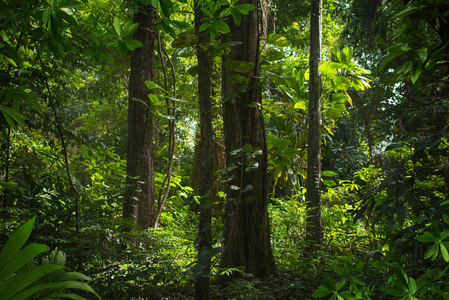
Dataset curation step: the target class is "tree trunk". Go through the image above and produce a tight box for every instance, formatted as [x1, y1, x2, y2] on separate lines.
[123, 3, 156, 229]
[194, 2, 214, 298]
[220, 0, 275, 279]
[306, 0, 323, 246]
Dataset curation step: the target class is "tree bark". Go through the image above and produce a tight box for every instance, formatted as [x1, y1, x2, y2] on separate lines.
[220, 0, 275, 279]
[194, 2, 214, 298]
[123, 3, 156, 229]
[306, 0, 323, 246]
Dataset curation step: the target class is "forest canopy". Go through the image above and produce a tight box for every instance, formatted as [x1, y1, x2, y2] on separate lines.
[1, 0, 449, 299]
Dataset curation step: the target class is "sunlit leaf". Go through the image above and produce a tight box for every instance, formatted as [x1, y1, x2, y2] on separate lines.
[323, 170, 337, 177]
[294, 101, 307, 110]
[319, 63, 336, 76]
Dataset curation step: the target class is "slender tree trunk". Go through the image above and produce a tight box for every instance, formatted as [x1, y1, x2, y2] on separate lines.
[194, 2, 214, 298]
[306, 0, 323, 246]
[221, 0, 275, 279]
[123, 3, 156, 229]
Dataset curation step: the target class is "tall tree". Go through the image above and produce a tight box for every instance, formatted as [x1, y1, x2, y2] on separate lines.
[123, 2, 156, 229]
[306, 0, 323, 246]
[194, 1, 214, 298]
[220, 0, 275, 278]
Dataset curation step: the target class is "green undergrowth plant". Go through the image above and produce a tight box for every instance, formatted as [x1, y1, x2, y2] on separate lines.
[313, 213, 449, 299]
[86, 218, 196, 299]
[312, 256, 375, 300]
[0, 216, 99, 300]
[269, 195, 307, 270]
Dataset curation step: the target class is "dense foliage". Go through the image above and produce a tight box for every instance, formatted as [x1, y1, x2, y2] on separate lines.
[1, 0, 448, 299]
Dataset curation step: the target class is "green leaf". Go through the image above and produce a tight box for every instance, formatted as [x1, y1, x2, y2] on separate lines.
[244, 162, 259, 172]
[412, 48, 427, 64]
[0, 243, 50, 284]
[323, 170, 337, 177]
[159, 0, 174, 18]
[410, 62, 422, 84]
[333, 265, 346, 275]
[323, 179, 337, 187]
[342, 46, 353, 64]
[148, 94, 161, 106]
[293, 101, 307, 110]
[385, 143, 408, 151]
[355, 261, 364, 273]
[168, 19, 192, 30]
[58, 0, 83, 8]
[379, 52, 403, 71]
[11, 280, 99, 300]
[122, 22, 139, 37]
[200, 7, 213, 18]
[241, 184, 253, 193]
[265, 49, 284, 61]
[443, 214, 449, 226]
[319, 63, 337, 76]
[118, 41, 128, 58]
[0, 217, 36, 269]
[123, 39, 143, 50]
[55, 10, 77, 26]
[332, 93, 348, 103]
[440, 244, 449, 262]
[210, 21, 218, 39]
[416, 232, 437, 243]
[312, 286, 333, 298]
[372, 261, 389, 269]
[145, 81, 162, 90]
[353, 277, 366, 286]
[324, 274, 335, 290]
[223, 59, 254, 73]
[45, 293, 88, 300]
[424, 244, 438, 260]
[199, 21, 210, 32]
[113, 17, 121, 36]
[216, 20, 230, 33]
[408, 277, 417, 295]
[0, 106, 24, 129]
[234, 3, 255, 14]
[231, 9, 241, 26]
[324, 104, 345, 119]
[43, 7, 52, 24]
[0, 264, 63, 299]
[380, 286, 407, 297]
[265, 34, 290, 47]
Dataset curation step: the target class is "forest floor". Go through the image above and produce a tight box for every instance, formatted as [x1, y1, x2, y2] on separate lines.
[151, 269, 390, 299]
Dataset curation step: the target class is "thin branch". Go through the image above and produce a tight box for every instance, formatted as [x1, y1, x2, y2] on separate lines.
[153, 31, 177, 228]
[35, 43, 80, 231]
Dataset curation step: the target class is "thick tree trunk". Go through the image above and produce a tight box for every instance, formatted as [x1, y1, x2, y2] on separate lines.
[123, 4, 156, 229]
[220, 0, 275, 279]
[194, 2, 214, 298]
[306, 0, 323, 246]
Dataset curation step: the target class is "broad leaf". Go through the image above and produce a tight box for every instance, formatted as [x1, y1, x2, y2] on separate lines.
[0, 217, 36, 269]
[224, 59, 254, 73]
[380, 287, 407, 297]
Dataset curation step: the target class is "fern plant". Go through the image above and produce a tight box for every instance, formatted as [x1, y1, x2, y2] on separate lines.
[0, 216, 100, 300]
